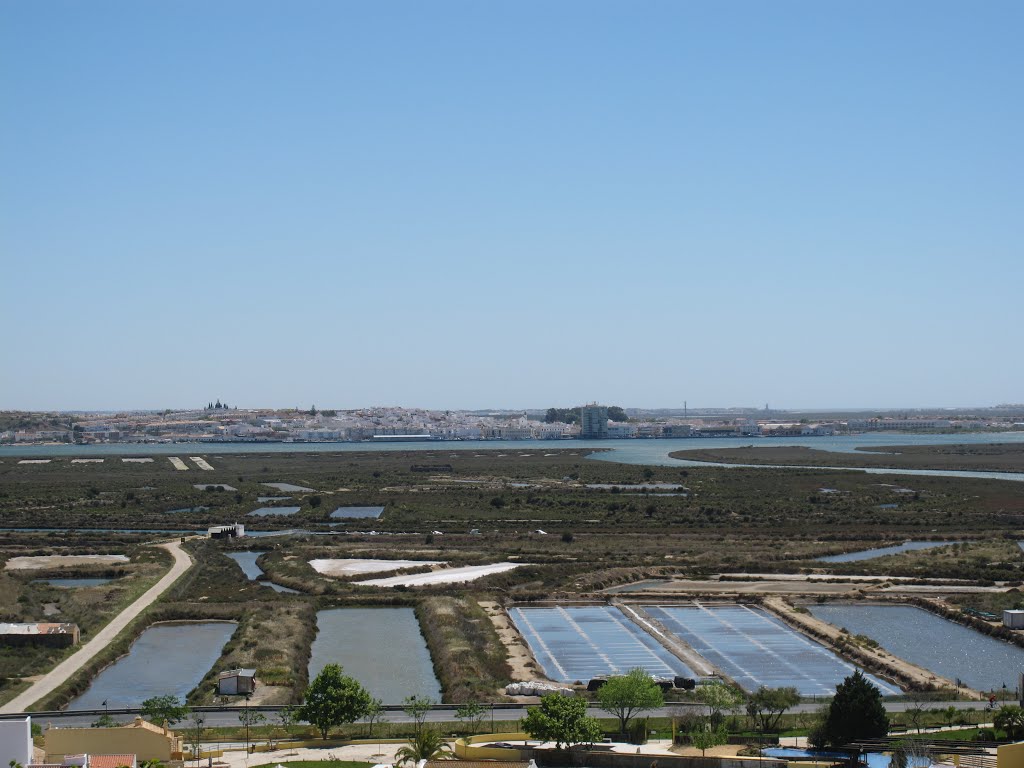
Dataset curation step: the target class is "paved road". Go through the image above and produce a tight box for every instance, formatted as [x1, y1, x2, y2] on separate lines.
[0, 539, 194, 714]
[8, 700, 1005, 729]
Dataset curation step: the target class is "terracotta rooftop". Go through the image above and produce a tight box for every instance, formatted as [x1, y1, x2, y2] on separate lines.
[88, 755, 136, 768]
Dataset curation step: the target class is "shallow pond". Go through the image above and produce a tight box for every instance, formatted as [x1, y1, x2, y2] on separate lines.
[33, 577, 113, 588]
[248, 506, 301, 517]
[225, 552, 299, 593]
[309, 608, 441, 703]
[817, 540, 958, 563]
[69, 622, 236, 709]
[807, 604, 1024, 691]
[330, 506, 385, 519]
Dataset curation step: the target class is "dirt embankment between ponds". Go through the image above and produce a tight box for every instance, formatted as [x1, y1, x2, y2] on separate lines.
[760, 596, 982, 699]
[479, 600, 553, 686]
[669, 443, 1024, 473]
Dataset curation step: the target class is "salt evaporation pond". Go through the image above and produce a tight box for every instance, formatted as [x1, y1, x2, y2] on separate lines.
[248, 506, 302, 517]
[309, 608, 440, 703]
[34, 577, 113, 588]
[808, 604, 1024, 691]
[70, 622, 236, 709]
[226, 552, 299, 593]
[330, 506, 385, 519]
[818, 541, 958, 563]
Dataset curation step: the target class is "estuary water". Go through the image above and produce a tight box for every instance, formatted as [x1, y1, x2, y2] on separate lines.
[308, 608, 441, 703]
[69, 621, 236, 709]
[3, 432, 1024, 481]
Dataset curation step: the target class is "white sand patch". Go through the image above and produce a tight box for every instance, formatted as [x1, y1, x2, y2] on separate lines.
[168, 457, 189, 470]
[189, 456, 214, 470]
[310, 558, 444, 577]
[71, 459, 105, 463]
[5, 554, 130, 570]
[122, 458, 153, 463]
[18, 459, 51, 464]
[357, 561, 524, 587]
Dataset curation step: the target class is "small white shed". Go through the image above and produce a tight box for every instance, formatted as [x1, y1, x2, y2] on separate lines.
[217, 668, 257, 695]
[1004, 610, 1024, 629]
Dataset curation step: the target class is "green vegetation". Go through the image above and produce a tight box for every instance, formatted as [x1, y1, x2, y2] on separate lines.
[395, 729, 454, 765]
[521, 693, 602, 749]
[140, 694, 189, 726]
[298, 663, 372, 740]
[745, 686, 801, 733]
[544, 406, 628, 423]
[813, 670, 889, 747]
[597, 668, 664, 737]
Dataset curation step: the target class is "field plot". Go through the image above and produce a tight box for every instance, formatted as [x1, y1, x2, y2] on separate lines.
[509, 605, 693, 683]
[646, 604, 899, 696]
[168, 457, 189, 470]
[189, 456, 214, 470]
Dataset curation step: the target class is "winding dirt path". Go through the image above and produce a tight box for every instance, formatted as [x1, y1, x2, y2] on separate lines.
[0, 539, 194, 714]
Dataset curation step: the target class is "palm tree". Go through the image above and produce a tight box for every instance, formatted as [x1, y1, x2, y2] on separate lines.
[394, 729, 454, 765]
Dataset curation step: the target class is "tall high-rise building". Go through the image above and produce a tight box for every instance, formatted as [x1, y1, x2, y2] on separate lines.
[580, 404, 608, 439]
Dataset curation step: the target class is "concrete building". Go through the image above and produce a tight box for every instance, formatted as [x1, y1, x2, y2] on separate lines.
[44, 717, 183, 762]
[0, 622, 80, 648]
[208, 523, 245, 539]
[580, 405, 608, 439]
[217, 668, 257, 695]
[1004, 610, 1024, 629]
[606, 422, 638, 439]
[0, 716, 32, 767]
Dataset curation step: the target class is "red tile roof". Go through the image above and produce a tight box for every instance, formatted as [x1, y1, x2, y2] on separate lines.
[88, 756, 136, 768]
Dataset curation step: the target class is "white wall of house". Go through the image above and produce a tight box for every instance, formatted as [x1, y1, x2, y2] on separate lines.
[0, 716, 32, 766]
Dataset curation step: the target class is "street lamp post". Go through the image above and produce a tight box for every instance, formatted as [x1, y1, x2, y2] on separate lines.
[245, 692, 252, 753]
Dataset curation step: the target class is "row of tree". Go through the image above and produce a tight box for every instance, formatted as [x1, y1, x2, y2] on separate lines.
[544, 406, 629, 424]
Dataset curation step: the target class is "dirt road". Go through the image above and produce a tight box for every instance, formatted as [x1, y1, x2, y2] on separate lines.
[0, 540, 194, 714]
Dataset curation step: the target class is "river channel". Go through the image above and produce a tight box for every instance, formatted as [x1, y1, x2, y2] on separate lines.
[308, 608, 441, 703]
[4, 433, 1024, 482]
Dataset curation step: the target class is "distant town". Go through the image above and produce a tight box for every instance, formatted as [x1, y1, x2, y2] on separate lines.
[3, 402, 1023, 445]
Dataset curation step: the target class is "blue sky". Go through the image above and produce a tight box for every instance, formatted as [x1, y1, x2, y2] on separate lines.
[2, 1, 1021, 411]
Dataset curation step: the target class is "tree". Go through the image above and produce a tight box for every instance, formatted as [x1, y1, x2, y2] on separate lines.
[91, 713, 117, 728]
[364, 697, 385, 737]
[607, 406, 629, 423]
[455, 701, 487, 735]
[695, 682, 744, 727]
[298, 663, 373, 740]
[269, 704, 297, 749]
[819, 670, 889, 747]
[403, 694, 435, 735]
[521, 693, 602, 750]
[995, 705, 1024, 740]
[746, 687, 801, 734]
[688, 723, 728, 756]
[140, 694, 190, 727]
[395, 729, 454, 765]
[239, 707, 265, 748]
[597, 668, 664, 737]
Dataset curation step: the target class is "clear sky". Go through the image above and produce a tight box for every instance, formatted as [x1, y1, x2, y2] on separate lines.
[2, 1, 1021, 412]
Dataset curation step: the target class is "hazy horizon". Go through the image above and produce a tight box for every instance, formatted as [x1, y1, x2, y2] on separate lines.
[2, 2, 1021, 411]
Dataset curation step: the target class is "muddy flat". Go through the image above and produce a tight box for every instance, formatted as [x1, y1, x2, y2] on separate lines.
[5, 554, 130, 570]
